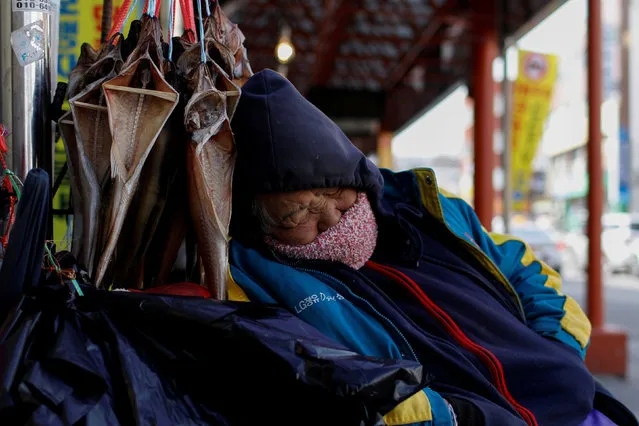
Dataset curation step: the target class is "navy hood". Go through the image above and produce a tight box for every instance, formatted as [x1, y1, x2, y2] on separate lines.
[230, 69, 383, 243]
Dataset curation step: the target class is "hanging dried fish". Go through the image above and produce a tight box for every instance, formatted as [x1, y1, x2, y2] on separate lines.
[69, 38, 124, 100]
[208, 1, 253, 86]
[112, 9, 193, 289]
[96, 16, 179, 288]
[178, 38, 240, 119]
[67, 37, 124, 272]
[67, 43, 98, 100]
[184, 64, 235, 299]
[129, 19, 194, 289]
[178, 2, 258, 299]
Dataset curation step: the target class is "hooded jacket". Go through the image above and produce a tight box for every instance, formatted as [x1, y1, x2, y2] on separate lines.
[230, 68, 383, 246]
[228, 70, 637, 426]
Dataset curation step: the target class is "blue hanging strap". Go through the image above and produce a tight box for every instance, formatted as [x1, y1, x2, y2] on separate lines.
[122, 0, 139, 31]
[168, 0, 176, 61]
[197, 0, 206, 63]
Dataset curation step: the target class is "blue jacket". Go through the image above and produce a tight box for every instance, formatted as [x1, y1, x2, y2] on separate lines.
[227, 70, 636, 426]
[228, 168, 637, 426]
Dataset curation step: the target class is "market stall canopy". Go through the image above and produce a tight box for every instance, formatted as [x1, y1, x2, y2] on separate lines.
[220, 0, 566, 153]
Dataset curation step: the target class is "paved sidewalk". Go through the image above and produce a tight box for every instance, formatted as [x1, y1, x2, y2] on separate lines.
[595, 341, 639, 415]
[562, 274, 639, 416]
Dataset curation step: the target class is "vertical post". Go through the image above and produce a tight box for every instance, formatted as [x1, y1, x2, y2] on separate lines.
[587, 0, 604, 329]
[377, 131, 394, 169]
[619, 0, 631, 212]
[501, 0, 512, 234]
[584, 0, 628, 379]
[0, 1, 13, 172]
[473, 30, 497, 230]
[0, 4, 53, 181]
[630, 0, 639, 213]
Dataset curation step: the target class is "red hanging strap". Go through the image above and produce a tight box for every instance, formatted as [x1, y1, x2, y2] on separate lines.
[0, 124, 11, 194]
[0, 125, 17, 249]
[366, 261, 539, 426]
[107, 0, 135, 41]
[180, 0, 197, 42]
[155, 0, 161, 18]
[2, 196, 17, 248]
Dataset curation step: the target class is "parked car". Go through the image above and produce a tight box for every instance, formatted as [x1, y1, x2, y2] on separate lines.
[563, 213, 639, 274]
[509, 224, 564, 274]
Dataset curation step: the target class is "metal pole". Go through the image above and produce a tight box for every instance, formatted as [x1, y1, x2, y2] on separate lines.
[501, 0, 512, 234]
[0, 4, 54, 182]
[630, 0, 639, 213]
[377, 131, 394, 169]
[587, 0, 604, 329]
[473, 30, 497, 231]
[619, 0, 631, 212]
[0, 2, 13, 172]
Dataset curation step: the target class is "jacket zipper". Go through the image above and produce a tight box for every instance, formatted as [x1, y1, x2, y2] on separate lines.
[417, 168, 526, 318]
[295, 267, 419, 362]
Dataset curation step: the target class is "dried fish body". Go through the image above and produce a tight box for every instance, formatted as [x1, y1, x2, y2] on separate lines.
[184, 65, 235, 299]
[93, 15, 179, 287]
[96, 56, 179, 287]
[65, 37, 125, 275]
[186, 121, 235, 300]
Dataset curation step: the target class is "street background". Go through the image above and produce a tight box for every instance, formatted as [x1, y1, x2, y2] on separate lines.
[563, 265, 639, 414]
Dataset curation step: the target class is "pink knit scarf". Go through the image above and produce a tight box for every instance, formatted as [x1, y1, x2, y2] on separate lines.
[265, 192, 378, 269]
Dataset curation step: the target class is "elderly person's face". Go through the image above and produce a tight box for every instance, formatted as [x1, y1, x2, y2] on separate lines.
[256, 188, 358, 245]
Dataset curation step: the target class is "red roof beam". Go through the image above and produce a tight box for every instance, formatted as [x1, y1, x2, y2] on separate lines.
[310, 0, 363, 87]
[384, 0, 459, 91]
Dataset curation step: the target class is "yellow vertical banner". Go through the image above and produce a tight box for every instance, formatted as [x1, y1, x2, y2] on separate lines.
[510, 50, 558, 212]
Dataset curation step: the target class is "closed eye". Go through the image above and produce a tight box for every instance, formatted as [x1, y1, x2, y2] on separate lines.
[280, 208, 310, 228]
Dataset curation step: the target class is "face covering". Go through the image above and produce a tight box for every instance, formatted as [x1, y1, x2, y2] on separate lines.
[265, 192, 378, 269]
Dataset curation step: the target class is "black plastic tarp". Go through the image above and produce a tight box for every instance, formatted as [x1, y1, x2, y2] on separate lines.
[0, 280, 427, 426]
[0, 168, 49, 323]
[0, 167, 427, 425]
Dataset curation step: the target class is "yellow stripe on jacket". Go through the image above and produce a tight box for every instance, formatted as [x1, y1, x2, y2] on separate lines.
[383, 391, 433, 425]
[228, 268, 250, 302]
[489, 233, 591, 349]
